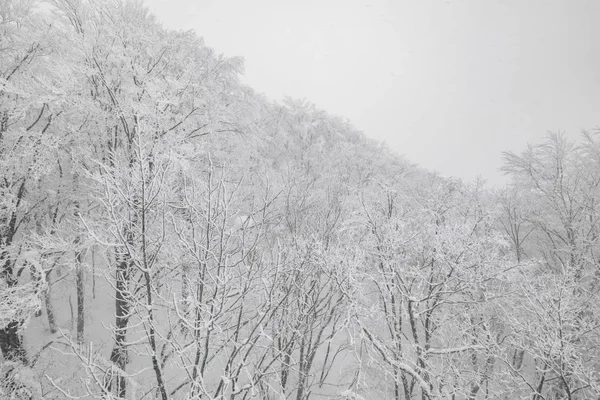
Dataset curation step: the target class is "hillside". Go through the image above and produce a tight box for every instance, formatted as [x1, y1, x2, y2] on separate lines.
[2, 1, 600, 400]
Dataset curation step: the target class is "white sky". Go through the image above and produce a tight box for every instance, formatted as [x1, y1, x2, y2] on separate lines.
[143, 0, 600, 186]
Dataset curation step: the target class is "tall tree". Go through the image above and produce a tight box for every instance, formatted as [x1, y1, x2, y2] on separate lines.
[501, 133, 600, 399]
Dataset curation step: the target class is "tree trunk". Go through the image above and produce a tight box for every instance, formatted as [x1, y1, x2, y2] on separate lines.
[295, 337, 307, 400]
[512, 349, 525, 370]
[44, 271, 57, 334]
[0, 254, 28, 365]
[0, 321, 28, 365]
[181, 263, 190, 319]
[144, 270, 168, 400]
[76, 250, 85, 346]
[108, 250, 132, 399]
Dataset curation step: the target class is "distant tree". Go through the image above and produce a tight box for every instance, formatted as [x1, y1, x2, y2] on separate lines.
[0, 0, 71, 367]
[500, 133, 600, 399]
[352, 175, 518, 399]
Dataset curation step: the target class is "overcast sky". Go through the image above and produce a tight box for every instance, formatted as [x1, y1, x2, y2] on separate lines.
[143, 0, 600, 186]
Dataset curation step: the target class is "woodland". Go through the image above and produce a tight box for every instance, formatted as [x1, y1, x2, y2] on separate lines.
[2, 1, 600, 399]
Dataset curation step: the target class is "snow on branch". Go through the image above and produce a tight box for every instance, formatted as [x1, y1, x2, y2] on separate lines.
[426, 344, 484, 355]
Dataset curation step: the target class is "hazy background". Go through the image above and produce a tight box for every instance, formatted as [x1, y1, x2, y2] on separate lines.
[143, 0, 600, 186]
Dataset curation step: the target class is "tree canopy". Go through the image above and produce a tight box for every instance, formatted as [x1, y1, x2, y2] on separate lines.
[1, 1, 600, 399]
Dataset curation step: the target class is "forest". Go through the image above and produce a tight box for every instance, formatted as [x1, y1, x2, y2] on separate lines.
[1, 1, 600, 399]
